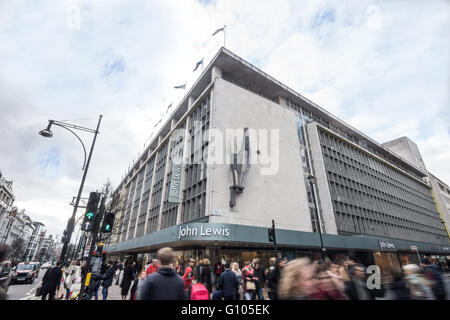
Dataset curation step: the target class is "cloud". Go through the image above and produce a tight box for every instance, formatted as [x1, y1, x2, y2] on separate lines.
[0, 0, 448, 239]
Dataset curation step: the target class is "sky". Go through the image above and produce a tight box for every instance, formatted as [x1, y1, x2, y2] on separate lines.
[0, 0, 449, 239]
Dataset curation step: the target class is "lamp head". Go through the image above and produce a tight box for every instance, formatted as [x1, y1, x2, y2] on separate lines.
[39, 121, 53, 138]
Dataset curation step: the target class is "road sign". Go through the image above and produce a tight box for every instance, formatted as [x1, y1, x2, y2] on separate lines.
[82, 221, 93, 232]
[411, 245, 418, 252]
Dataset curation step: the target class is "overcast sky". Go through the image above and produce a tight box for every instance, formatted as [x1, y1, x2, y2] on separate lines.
[0, 0, 449, 239]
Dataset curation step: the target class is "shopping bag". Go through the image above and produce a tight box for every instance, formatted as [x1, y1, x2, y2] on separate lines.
[35, 286, 42, 297]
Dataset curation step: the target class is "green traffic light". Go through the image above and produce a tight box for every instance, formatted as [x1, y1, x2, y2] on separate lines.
[105, 224, 111, 231]
[86, 211, 94, 220]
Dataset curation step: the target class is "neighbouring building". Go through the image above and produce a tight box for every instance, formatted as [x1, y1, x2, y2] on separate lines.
[25, 221, 45, 262]
[105, 47, 450, 277]
[0, 171, 15, 241]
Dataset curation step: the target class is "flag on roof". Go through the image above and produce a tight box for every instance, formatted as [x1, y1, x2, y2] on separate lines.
[174, 83, 186, 89]
[193, 58, 204, 72]
[212, 27, 224, 36]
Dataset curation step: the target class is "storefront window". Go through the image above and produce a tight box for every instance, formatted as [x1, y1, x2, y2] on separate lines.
[373, 251, 401, 282]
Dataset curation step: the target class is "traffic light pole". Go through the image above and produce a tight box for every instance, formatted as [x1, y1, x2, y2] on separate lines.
[79, 194, 105, 299]
[272, 220, 278, 259]
[59, 115, 102, 264]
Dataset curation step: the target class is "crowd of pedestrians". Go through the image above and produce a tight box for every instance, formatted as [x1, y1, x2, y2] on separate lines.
[34, 247, 448, 301]
[129, 248, 448, 300]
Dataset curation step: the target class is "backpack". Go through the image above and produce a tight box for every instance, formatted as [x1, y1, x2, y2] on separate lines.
[190, 283, 210, 300]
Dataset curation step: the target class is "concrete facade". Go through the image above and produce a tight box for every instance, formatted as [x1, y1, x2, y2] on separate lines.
[106, 47, 449, 258]
[208, 77, 312, 232]
[382, 136, 427, 173]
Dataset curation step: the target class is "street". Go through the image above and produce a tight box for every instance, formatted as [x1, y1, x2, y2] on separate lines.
[7, 272, 44, 300]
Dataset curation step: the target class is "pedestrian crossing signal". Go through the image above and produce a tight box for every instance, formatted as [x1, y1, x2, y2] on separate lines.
[81, 192, 100, 232]
[101, 213, 114, 233]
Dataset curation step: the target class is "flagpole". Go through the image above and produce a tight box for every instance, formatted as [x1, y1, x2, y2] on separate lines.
[224, 25, 226, 48]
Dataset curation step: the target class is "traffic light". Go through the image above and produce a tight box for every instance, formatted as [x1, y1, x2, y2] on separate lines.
[101, 213, 114, 233]
[81, 192, 100, 232]
[268, 219, 276, 243]
[268, 227, 276, 243]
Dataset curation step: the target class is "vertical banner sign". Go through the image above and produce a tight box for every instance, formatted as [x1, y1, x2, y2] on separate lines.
[168, 158, 182, 203]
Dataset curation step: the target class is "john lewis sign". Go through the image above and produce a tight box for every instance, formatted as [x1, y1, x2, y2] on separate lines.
[178, 224, 230, 240]
[379, 240, 396, 250]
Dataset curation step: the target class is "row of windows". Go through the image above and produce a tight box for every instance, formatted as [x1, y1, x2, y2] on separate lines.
[0, 189, 13, 205]
[319, 130, 432, 202]
[135, 158, 156, 238]
[285, 98, 424, 181]
[295, 112, 319, 232]
[146, 142, 169, 234]
[112, 95, 211, 242]
[318, 130, 447, 244]
[335, 211, 444, 244]
[160, 124, 186, 230]
[182, 97, 210, 224]
[323, 152, 440, 222]
[128, 169, 145, 240]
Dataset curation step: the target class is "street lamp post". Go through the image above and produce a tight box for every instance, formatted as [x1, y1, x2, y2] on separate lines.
[39, 115, 103, 263]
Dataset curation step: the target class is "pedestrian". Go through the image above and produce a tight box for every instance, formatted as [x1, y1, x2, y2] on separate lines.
[421, 258, 447, 300]
[267, 258, 286, 300]
[219, 263, 240, 300]
[253, 258, 266, 300]
[81, 261, 88, 280]
[344, 264, 373, 300]
[100, 260, 115, 300]
[41, 260, 63, 300]
[194, 260, 202, 283]
[145, 259, 160, 276]
[313, 270, 347, 300]
[64, 261, 77, 300]
[403, 264, 435, 300]
[120, 261, 135, 300]
[242, 261, 256, 300]
[182, 258, 196, 290]
[278, 258, 318, 300]
[131, 261, 137, 278]
[130, 271, 147, 300]
[231, 262, 242, 300]
[383, 269, 411, 300]
[199, 258, 214, 295]
[265, 257, 276, 299]
[138, 247, 186, 300]
[214, 259, 223, 286]
[193, 259, 200, 280]
[326, 263, 346, 295]
[87, 272, 102, 300]
[116, 260, 124, 285]
[64, 260, 76, 300]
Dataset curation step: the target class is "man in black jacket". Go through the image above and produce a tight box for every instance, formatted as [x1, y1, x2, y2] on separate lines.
[219, 263, 239, 300]
[253, 258, 266, 300]
[41, 261, 63, 300]
[138, 247, 185, 300]
[100, 261, 115, 300]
